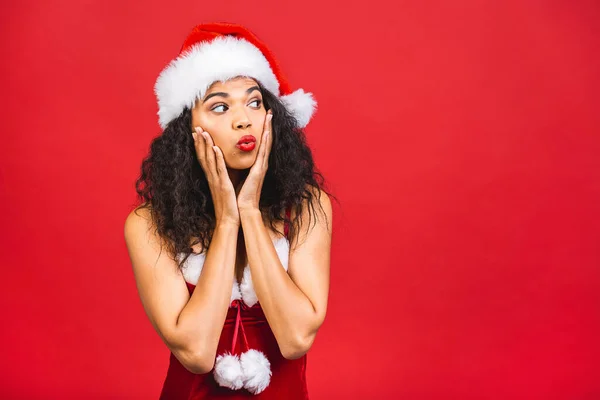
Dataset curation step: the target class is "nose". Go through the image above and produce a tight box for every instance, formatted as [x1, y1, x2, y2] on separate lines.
[236, 120, 251, 129]
[233, 111, 252, 130]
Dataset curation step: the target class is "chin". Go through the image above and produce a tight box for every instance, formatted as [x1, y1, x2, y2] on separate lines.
[225, 154, 257, 170]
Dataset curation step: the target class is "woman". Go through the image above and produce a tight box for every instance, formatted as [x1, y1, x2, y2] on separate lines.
[124, 22, 333, 399]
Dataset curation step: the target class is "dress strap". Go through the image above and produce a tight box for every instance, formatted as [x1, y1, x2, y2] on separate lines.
[284, 206, 291, 239]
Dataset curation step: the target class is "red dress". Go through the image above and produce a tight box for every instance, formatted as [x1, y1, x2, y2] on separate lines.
[159, 216, 310, 399]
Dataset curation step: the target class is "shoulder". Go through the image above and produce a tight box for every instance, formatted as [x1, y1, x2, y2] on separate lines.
[313, 186, 332, 215]
[289, 185, 333, 245]
[124, 203, 153, 234]
[125, 203, 202, 255]
[299, 185, 332, 223]
[124, 203, 166, 250]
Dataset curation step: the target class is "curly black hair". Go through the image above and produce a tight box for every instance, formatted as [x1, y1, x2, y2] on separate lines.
[134, 80, 336, 271]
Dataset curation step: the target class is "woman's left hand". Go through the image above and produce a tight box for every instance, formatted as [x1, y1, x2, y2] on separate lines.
[237, 110, 273, 212]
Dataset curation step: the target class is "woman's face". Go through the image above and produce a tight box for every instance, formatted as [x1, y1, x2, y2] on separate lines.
[191, 76, 267, 170]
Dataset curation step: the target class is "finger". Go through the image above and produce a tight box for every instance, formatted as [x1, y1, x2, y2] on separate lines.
[200, 129, 219, 180]
[264, 110, 272, 138]
[252, 131, 267, 173]
[247, 138, 264, 177]
[193, 127, 209, 172]
[212, 146, 228, 178]
[258, 112, 272, 170]
[264, 112, 273, 169]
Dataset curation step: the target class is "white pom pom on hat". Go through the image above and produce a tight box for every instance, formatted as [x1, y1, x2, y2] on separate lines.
[154, 22, 317, 130]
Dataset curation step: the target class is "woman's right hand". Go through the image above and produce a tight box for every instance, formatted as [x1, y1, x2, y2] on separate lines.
[193, 127, 240, 227]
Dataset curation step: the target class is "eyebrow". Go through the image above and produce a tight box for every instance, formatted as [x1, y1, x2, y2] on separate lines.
[203, 86, 261, 103]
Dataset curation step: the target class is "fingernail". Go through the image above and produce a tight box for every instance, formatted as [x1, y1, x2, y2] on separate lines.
[268, 114, 273, 121]
[194, 127, 201, 133]
[192, 131, 197, 140]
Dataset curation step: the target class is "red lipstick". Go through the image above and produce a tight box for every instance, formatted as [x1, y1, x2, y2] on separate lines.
[236, 135, 256, 152]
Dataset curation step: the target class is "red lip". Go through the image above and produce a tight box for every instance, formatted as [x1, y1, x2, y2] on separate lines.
[237, 135, 256, 145]
[236, 135, 257, 152]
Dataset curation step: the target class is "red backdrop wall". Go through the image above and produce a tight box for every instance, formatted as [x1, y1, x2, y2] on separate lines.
[1, 0, 599, 399]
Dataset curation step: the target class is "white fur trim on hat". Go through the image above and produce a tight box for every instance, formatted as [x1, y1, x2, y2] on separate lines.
[154, 36, 316, 129]
[280, 88, 317, 129]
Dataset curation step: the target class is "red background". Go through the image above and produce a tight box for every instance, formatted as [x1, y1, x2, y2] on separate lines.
[1, 0, 599, 399]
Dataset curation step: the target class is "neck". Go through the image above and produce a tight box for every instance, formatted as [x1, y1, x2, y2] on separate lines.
[227, 168, 249, 195]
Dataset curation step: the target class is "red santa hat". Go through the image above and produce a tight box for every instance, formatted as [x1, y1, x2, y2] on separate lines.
[154, 22, 317, 129]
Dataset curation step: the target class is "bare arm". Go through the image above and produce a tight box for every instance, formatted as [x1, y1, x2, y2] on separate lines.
[239, 188, 332, 359]
[124, 206, 238, 374]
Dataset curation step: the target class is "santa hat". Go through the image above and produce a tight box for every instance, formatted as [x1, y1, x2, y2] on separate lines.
[154, 22, 317, 129]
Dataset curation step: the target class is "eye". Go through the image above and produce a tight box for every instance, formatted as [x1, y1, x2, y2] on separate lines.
[211, 104, 228, 113]
[250, 99, 262, 108]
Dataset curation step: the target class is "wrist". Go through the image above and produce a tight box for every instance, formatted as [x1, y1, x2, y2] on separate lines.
[238, 206, 261, 219]
[216, 218, 240, 229]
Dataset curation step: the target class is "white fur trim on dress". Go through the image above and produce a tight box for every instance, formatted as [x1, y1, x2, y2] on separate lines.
[180, 237, 289, 307]
[154, 36, 316, 129]
[239, 266, 259, 308]
[239, 237, 290, 307]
